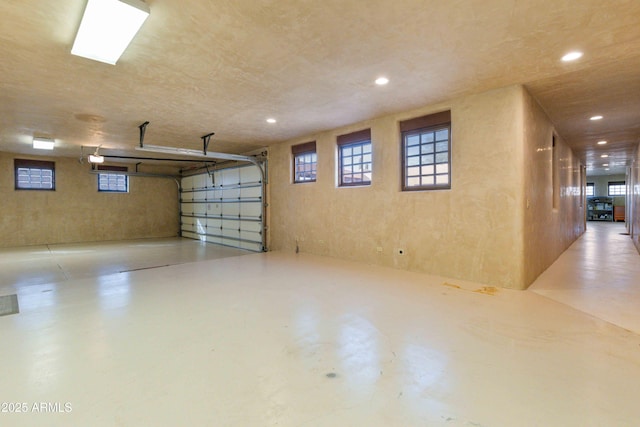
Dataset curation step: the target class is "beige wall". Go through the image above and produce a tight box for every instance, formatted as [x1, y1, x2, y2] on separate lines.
[631, 144, 640, 252]
[0, 152, 180, 247]
[270, 85, 526, 288]
[521, 88, 585, 286]
[268, 84, 584, 289]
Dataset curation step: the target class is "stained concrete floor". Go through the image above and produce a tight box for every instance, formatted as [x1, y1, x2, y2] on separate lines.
[0, 235, 639, 426]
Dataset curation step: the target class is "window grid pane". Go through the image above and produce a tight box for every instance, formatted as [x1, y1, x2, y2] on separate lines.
[16, 167, 54, 190]
[340, 141, 372, 186]
[294, 152, 317, 183]
[403, 125, 450, 190]
[608, 182, 625, 196]
[586, 183, 594, 197]
[98, 173, 129, 192]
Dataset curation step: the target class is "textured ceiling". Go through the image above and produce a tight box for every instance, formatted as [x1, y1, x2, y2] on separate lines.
[1, 0, 639, 175]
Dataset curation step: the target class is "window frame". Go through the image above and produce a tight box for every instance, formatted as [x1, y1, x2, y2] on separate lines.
[608, 181, 626, 196]
[292, 141, 317, 184]
[586, 182, 594, 197]
[337, 129, 372, 187]
[14, 159, 56, 191]
[97, 165, 129, 193]
[400, 110, 452, 191]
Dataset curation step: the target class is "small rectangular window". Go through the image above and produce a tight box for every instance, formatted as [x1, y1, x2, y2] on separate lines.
[338, 129, 372, 186]
[400, 111, 451, 191]
[586, 182, 594, 197]
[14, 159, 55, 190]
[97, 165, 128, 192]
[608, 181, 625, 196]
[292, 141, 317, 183]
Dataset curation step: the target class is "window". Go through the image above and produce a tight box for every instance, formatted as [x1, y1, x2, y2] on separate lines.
[400, 110, 451, 190]
[292, 141, 317, 183]
[608, 181, 626, 196]
[97, 165, 128, 192]
[14, 159, 55, 190]
[586, 182, 594, 196]
[338, 129, 372, 186]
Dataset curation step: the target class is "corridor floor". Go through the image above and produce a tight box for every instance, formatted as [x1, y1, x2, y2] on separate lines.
[529, 221, 640, 334]
[1, 237, 639, 426]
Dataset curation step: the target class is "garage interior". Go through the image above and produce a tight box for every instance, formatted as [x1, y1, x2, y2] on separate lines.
[1, 0, 640, 425]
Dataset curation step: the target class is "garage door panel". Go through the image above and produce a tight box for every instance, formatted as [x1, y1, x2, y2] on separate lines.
[219, 169, 240, 186]
[240, 166, 261, 183]
[181, 164, 264, 252]
[192, 204, 206, 215]
[240, 203, 261, 217]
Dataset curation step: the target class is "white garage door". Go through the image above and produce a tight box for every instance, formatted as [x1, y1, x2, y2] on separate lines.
[181, 164, 264, 252]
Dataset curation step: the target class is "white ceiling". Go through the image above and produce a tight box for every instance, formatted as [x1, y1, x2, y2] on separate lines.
[1, 0, 639, 174]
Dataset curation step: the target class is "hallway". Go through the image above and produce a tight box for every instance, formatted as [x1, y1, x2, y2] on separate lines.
[529, 221, 640, 333]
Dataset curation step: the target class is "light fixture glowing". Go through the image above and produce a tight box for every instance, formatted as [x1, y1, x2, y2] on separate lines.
[375, 77, 389, 85]
[33, 137, 55, 150]
[603, 163, 609, 166]
[590, 115, 603, 121]
[72, 0, 150, 65]
[561, 51, 583, 62]
[88, 146, 105, 163]
[266, 118, 277, 124]
[600, 154, 609, 158]
[605, 168, 610, 171]
[597, 140, 607, 145]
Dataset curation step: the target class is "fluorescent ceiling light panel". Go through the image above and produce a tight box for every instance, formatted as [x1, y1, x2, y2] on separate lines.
[72, 0, 150, 65]
[88, 154, 105, 163]
[33, 138, 55, 150]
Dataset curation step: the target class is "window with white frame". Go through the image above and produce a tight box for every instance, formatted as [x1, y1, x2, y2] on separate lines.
[97, 165, 128, 192]
[400, 111, 451, 190]
[338, 129, 372, 186]
[608, 181, 625, 196]
[14, 159, 55, 190]
[292, 141, 317, 183]
[586, 182, 594, 196]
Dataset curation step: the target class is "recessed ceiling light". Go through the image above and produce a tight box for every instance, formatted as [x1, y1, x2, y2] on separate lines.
[561, 51, 583, 62]
[597, 140, 607, 145]
[33, 137, 55, 150]
[266, 118, 277, 124]
[603, 163, 609, 166]
[375, 77, 389, 86]
[600, 154, 609, 158]
[590, 115, 603, 121]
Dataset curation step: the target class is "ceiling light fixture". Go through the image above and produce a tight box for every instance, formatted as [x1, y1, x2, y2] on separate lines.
[603, 163, 609, 166]
[266, 118, 277, 124]
[33, 137, 55, 150]
[600, 154, 609, 158]
[71, 0, 150, 65]
[88, 146, 105, 163]
[597, 140, 607, 145]
[375, 77, 389, 85]
[590, 115, 603, 121]
[561, 51, 583, 62]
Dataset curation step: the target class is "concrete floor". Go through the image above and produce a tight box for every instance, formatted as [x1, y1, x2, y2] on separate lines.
[530, 221, 640, 334]
[1, 234, 640, 426]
